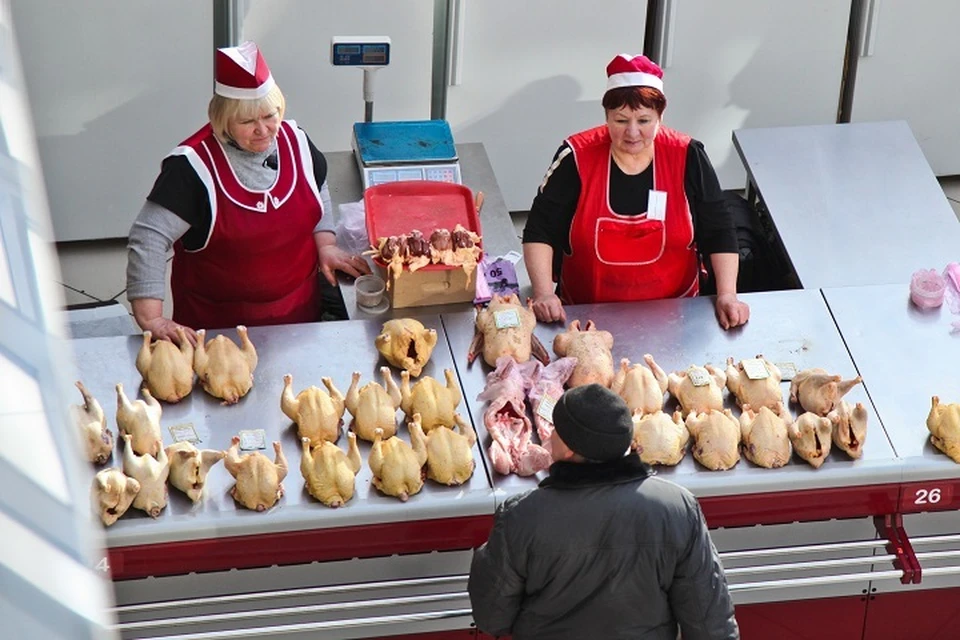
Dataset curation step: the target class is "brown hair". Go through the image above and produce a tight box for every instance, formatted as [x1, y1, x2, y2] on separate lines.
[602, 86, 666, 115]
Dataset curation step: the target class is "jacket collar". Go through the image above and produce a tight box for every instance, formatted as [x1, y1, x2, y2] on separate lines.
[539, 453, 652, 489]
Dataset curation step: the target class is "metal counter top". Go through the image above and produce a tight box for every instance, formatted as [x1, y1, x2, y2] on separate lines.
[733, 121, 960, 288]
[824, 284, 960, 482]
[326, 142, 531, 320]
[72, 315, 495, 548]
[444, 289, 901, 503]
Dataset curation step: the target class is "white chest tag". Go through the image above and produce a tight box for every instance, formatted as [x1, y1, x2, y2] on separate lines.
[647, 190, 668, 221]
[775, 361, 797, 381]
[742, 358, 770, 380]
[239, 429, 267, 451]
[688, 368, 710, 387]
[494, 308, 521, 329]
[169, 423, 199, 444]
[536, 391, 562, 423]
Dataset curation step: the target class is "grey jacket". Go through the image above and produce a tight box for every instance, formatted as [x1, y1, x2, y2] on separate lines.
[468, 454, 738, 640]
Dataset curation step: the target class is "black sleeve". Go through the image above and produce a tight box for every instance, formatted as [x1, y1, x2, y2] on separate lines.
[522, 142, 580, 255]
[146, 155, 211, 251]
[685, 140, 738, 255]
[305, 132, 329, 186]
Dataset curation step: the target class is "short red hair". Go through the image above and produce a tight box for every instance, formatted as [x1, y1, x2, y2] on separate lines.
[602, 86, 666, 115]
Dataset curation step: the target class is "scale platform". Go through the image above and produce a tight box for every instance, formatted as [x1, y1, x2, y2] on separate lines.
[353, 120, 462, 189]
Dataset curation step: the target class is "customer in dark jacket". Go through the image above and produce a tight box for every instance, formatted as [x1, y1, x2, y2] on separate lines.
[468, 384, 738, 640]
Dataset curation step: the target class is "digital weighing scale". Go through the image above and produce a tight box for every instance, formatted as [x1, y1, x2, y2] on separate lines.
[352, 119, 462, 189]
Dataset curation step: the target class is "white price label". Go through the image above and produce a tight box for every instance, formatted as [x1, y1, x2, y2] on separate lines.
[494, 309, 521, 329]
[742, 358, 770, 380]
[239, 429, 267, 451]
[536, 392, 561, 423]
[775, 361, 797, 381]
[169, 423, 199, 443]
[688, 368, 710, 387]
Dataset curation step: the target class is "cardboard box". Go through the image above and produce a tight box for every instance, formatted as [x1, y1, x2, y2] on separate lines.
[382, 264, 477, 309]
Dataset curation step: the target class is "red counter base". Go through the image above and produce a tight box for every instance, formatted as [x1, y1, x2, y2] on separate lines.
[736, 596, 866, 639]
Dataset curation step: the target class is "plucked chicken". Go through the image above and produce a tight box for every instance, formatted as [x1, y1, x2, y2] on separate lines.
[136, 328, 194, 403]
[789, 412, 833, 468]
[526, 357, 578, 453]
[725, 356, 783, 410]
[828, 401, 868, 459]
[926, 396, 960, 463]
[369, 427, 428, 501]
[400, 368, 462, 432]
[72, 380, 113, 465]
[411, 412, 477, 486]
[375, 318, 438, 377]
[468, 293, 550, 367]
[685, 408, 741, 471]
[611, 354, 668, 415]
[115, 383, 162, 458]
[553, 319, 615, 388]
[789, 368, 862, 416]
[194, 326, 258, 404]
[91, 467, 140, 527]
[739, 403, 792, 469]
[300, 432, 361, 508]
[165, 441, 225, 503]
[281, 373, 345, 446]
[345, 367, 402, 441]
[368, 226, 483, 288]
[631, 409, 689, 466]
[224, 436, 288, 511]
[668, 365, 727, 416]
[121, 433, 169, 518]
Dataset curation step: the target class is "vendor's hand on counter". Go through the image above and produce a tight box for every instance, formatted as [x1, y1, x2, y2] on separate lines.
[319, 244, 371, 286]
[715, 293, 750, 330]
[143, 316, 199, 347]
[531, 292, 567, 324]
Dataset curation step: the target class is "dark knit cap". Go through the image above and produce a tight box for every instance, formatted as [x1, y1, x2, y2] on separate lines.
[552, 384, 633, 462]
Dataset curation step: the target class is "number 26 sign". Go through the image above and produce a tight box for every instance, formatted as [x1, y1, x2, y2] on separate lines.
[900, 481, 957, 512]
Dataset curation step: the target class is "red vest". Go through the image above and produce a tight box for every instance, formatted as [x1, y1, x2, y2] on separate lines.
[559, 125, 700, 304]
[169, 121, 322, 329]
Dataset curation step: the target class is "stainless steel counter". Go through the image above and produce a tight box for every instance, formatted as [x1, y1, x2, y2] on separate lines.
[444, 289, 901, 503]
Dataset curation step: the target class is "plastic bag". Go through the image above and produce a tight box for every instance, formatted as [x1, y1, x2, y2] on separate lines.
[474, 253, 521, 304]
[336, 200, 370, 255]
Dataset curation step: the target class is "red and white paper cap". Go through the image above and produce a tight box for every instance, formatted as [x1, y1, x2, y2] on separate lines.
[215, 41, 275, 100]
[605, 54, 664, 93]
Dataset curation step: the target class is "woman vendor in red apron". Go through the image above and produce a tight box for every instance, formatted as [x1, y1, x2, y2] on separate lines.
[126, 42, 370, 345]
[522, 54, 750, 330]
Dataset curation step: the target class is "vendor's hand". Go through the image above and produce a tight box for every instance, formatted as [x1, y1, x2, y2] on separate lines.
[530, 292, 567, 324]
[318, 244, 371, 286]
[142, 316, 198, 347]
[715, 293, 750, 330]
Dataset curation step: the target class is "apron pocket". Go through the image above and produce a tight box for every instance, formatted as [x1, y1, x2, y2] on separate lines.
[595, 216, 665, 265]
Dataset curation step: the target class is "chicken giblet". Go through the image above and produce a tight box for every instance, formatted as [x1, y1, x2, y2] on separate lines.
[224, 436, 288, 511]
[115, 383, 162, 458]
[631, 409, 689, 466]
[400, 368, 462, 432]
[281, 373, 345, 446]
[553, 319, 615, 388]
[300, 433, 361, 508]
[165, 442, 224, 503]
[685, 408, 740, 471]
[789, 412, 833, 468]
[345, 367, 402, 441]
[194, 326, 258, 404]
[611, 354, 668, 416]
[926, 396, 960, 463]
[828, 401, 868, 459]
[121, 434, 169, 518]
[468, 293, 550, 367]
[369, 427, 427, 501]
[136, 328, 194, 403]
[375, 318, 438, 377]
[412, 412, 477, 486]
[72, 380, 113, 465]
[725, 356, 783, 410]
[789, 368, 862, 416]
[739, 403, 792, 469]
[91, 468, 139, 527]
[668, 365, 727, 416]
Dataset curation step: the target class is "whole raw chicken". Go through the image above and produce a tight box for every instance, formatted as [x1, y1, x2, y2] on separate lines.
[527, 357, 578, 453]
[115, 383, 162, 458]
[739, 403, 792, 469]
[789, 368, 862, 416]
[281, 373, 345, 446]
[410, 412, 477, 485]
[300, 433, 361, 508]
[611, 355, 668, 415]
[553, 319, 615, 388]
[224, 436, 288, 511]
[194, 326, 258, 404]
[668, 365, 727, 416]
[926, 396, 960, 463]
[375, 318, 438, 377]
[91, 468, 140, 527]
[400, 368, 462, 432]
[121, 434, 169, 518]
[828, 401, 868, 459]
[136, 328, 194, 403]
[72, 380, 113, 464]
[631, 409, 689, 466]
[165, 442, 225, 503]
[725, 356, 783, 410]
[789, 412, 833, 468]
[685, 408, 741, 471]
[345, 367, 402, 441]
[467, 293, 549, 367]
[369, 427, 427, 501]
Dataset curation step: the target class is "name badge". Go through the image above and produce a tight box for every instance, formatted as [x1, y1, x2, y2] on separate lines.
[647, 190, 667, 221]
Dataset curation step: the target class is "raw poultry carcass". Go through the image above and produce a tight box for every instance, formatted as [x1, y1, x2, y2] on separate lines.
[165, 442, 225, 503]
[281, 373, 345, 446]
[194, 326, 258, 404]
[725, 356, 783, 410]
[450, 224, 483, 286]
[631, 410, 689, 466]
[739, 403, 792, 469]
[611, 355, 668, 415]
[685, 408, 741, 471]
[115, 383, 162, 458]
[400, 368, 462, 432]
[429, 229, 454, 265]
[468, 293, 549, 367]
[526, 357, 578, 453]
[91, 468, 140, 527]
[789, 412, 833, 468]
[553, 319, 615, 388]
[926, 396, 960, 463]
[366, 235, 407, 289]
[404, 229, 432, 272]
[224, 436, 288, 511]
[136, 328, 194, 403]
[300, 433, 361, 508]
[410, 412, 477, 486]
[121, 434, 169, 518]
[668, 365, 727, 416]
[375, 318, 438, 377]
[828, 401, 868, 459]
[345, 367, 402, 441]
[477, 356, 550, 476]
[369, 427, 428, 501]
[72, 380, 113, 464]
[789, 368, 862, 416]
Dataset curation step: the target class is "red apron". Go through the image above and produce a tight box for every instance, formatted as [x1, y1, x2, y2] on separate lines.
[559, 125, 700, 304]
[169, 120, 323, 329]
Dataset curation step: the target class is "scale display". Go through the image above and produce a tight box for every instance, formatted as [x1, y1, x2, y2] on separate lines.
[363, 164, 461, 188]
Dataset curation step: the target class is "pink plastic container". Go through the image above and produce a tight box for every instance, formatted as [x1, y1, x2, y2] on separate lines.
[910, 269, 946, 309]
